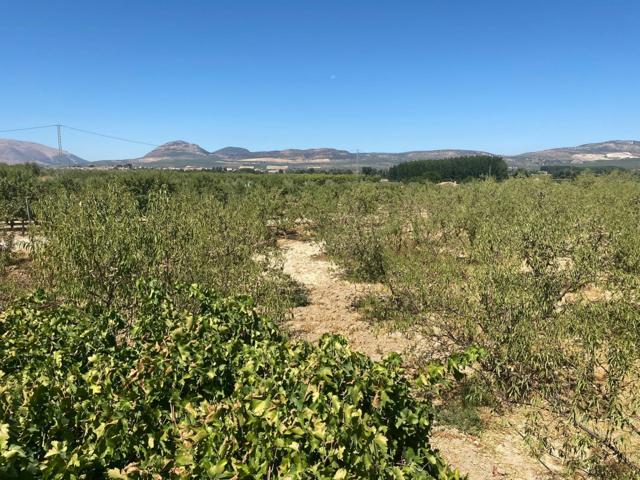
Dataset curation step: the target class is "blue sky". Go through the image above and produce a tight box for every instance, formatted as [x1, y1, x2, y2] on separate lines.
[1, 0, 638, 160]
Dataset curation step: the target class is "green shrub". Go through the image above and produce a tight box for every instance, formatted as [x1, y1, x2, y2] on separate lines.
[32, 185, 296, 321]
[315, 175, 640, 476]
[0, 234, 12, 274]
[0, 282, 458, 479]
[311, 184, 404, 282]
[0, 163, 41, 224]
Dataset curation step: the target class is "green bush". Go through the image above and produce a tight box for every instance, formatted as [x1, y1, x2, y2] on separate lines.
[311, 183, 404, 282]
[0, 163, 41, 224]
[314, 175, 640, 476]
[32, 185, 295, 321]
[0, 282, 458, 479]
[0, 234, 13, 274]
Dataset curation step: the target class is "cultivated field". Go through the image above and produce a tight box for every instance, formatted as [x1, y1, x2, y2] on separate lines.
[1, 165, 639, 478]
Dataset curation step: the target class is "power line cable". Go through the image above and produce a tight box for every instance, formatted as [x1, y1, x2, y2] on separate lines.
[0, 124, 59, 133]
[0, 123, 159, 147]
[61, 125, 160, 147]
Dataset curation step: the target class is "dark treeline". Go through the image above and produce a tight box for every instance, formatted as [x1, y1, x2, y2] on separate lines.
[387, 155, 508, 182]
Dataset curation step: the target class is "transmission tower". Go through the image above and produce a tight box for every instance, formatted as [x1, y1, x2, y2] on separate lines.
[56, 124, 63, 157]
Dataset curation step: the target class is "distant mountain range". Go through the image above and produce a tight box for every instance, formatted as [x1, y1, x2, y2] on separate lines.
[2, 138, 640, 170]
[131, 141, 493, 170]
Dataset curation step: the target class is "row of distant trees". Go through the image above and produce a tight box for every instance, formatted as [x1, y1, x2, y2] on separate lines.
[8, 157, 626, 221]
[0, 156, 509, 230]
[386, 155, 508, 182]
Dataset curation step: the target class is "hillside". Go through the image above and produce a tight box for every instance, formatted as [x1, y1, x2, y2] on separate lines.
[128, 140, 640, 169]
[140, 140, 209, 162]
[127, 142, 498, 170]
[4, 137, 640, 170]
[0, 139, 86, 166]
[509, 140, 640, 167]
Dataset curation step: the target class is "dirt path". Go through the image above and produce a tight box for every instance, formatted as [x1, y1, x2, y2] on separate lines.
[279, 239, 413, 361]
[433, 425, 558, 479]
[279, 238, 557, 480]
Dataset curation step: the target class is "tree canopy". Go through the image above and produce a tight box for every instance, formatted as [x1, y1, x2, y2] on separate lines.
[387, 156, 508, 182]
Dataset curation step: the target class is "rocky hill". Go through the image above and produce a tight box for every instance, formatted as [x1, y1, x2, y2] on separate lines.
[0, 139, 86, 166]
[508, 140, 640, 167]
[140, 141, 209, 162]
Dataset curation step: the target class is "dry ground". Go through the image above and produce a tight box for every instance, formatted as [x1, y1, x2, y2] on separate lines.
[280, 239, 413, 361]
[278, 238, 558, 480]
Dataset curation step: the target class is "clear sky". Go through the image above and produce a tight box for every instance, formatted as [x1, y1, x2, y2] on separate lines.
[1, 0, 638, 160]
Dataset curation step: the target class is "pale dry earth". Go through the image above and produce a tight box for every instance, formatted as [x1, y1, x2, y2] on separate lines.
[278, 238, 556, 480]
[279, 238, 412, 361]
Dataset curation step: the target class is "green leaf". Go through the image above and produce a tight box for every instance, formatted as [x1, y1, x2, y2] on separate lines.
[252, 399, 270, 417]
[107, 469, 129, 479]
[208, 459, 228, 476]
[333, 468, 347, 479]
[374, 433, 388, 450]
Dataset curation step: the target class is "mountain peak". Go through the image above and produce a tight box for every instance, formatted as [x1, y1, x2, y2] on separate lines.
[143, 140, 209, 159]
[211, 147, 252, 159]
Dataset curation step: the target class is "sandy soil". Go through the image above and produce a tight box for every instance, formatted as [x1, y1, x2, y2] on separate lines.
[434, 425, 558, 479]
[1, 232, 32, 254]
[279, 238, 557, 479]
[279, 239, 415, 361]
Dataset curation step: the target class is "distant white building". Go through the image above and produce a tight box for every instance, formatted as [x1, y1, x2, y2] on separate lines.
[266, 165, 287, 173]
